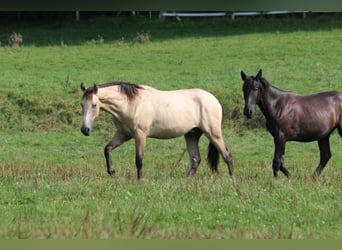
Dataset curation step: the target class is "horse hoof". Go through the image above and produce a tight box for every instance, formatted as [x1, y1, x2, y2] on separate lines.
[311, 174, 319, 181]
[107, 170, 115, 177]
[187, 170, 196, 178]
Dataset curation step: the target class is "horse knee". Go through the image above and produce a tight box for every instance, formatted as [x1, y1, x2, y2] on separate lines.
[104, 144, 112, 156]
[321, 150, 331, 162]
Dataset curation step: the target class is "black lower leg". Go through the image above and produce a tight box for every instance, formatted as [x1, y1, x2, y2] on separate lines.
[104, 145, 115, 176]
[314, 138, 331, 177]
[279, 155, 290, 178]
[136, 155, 143, 179]
[280, 164, 291, 178]
[226, 148, 234, 176]
[187, 157, 201, 177]
[272, 159, 281, 178]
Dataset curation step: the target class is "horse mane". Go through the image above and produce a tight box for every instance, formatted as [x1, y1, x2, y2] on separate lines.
[259, 77, 271, 87]
[260, 77, 293, 95]
[98, 81, 143, 101]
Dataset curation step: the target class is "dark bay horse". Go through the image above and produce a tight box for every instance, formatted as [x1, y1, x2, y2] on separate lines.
[80, 81, 233, 179]
[241, 69, 342, 178]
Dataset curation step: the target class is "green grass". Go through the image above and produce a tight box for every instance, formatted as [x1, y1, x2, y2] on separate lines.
[0, 15, 341, 239]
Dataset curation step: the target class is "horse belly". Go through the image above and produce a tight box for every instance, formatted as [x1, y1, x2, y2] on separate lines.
[148, 116, 197, 139]
[288, 114, 336, 142]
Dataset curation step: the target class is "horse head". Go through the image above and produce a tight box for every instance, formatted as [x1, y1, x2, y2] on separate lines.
[80, 83, 100, 136]
[241, 69, 263, 118]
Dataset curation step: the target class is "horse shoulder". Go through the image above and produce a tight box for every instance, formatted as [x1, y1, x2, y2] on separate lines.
[266, 94, 299, 134]
[271, 94, 297, 118]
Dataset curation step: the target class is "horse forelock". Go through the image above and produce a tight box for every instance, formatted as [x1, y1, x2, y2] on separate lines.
[82, 87, 96, 101]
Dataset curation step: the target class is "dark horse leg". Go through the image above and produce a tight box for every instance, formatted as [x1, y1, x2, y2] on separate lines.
[273, 137, 291, 178]
[104, 132, 131, 176]
[185, 128, 203, 177]
[314, 136, 331, 177]
[134, 129, 147, 179]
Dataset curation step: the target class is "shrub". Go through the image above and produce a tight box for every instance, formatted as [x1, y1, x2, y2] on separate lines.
[134, 30, 150, 44]
[9, 32, 23, 47]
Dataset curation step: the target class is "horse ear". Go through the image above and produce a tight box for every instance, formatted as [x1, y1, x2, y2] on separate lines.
[241, 70, 247, 81]
[256, 69, 262, 80]
[80, 82, 86, 92]
[93, 84, 98, 95]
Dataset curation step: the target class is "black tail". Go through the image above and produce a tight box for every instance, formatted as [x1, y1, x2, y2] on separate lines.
[338, 125, 342, 137]
[207, 142, 219, 172]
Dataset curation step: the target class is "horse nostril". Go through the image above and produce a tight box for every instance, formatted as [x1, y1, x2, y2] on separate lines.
[81, 126, 90, 136]
[244, 108, 253, 118]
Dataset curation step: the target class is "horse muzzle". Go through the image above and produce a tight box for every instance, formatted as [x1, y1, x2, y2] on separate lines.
[81, 126, 91, 136]
[244, 107, 253, 119]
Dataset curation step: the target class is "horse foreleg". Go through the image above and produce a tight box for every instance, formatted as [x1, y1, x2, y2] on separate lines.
[104, 132, 131, 176]
[134, 130, 147, 180]
[185, 128, 202, 177]
[273, 138, 290, 178]
[314, 137, 331, 177]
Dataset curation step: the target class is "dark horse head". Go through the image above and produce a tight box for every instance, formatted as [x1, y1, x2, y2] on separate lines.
[241, 69, 263, 118]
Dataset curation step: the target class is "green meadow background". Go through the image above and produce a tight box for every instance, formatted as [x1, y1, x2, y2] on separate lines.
[0, 13, 341, 238]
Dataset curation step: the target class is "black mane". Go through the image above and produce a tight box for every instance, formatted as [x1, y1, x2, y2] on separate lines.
[98, 81, 143, 100]
[259, 77, 292, 94]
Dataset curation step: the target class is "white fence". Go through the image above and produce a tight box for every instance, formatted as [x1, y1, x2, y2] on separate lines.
[159, 11, 309, 21]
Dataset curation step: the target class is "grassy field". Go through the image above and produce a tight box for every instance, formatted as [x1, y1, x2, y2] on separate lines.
[0, 14, 341, 239]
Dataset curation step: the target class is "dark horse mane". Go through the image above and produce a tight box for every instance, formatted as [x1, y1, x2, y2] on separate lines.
[259, 77, 293, 95]
[98, 81, 143, 100]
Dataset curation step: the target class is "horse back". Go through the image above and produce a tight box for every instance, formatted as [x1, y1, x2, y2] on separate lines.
[145, 86, 222, 111]
[272, 90, 342, 141]
[302, 91, 342, 113]
[132, 86, 223, 138]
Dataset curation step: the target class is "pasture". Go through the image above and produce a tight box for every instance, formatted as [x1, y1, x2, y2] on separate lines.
[0, 14, 341, 239]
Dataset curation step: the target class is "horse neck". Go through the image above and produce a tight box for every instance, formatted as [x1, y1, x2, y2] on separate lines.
[97, 86, 128, 116]
[257, 81, 285, 119]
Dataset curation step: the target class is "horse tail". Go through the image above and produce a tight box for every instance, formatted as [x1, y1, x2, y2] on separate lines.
[207, 142, 219, 172]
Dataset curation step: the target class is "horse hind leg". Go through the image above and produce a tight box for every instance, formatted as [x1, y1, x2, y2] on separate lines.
[314, 137, 331, 177]
[184, 128, 203, 177]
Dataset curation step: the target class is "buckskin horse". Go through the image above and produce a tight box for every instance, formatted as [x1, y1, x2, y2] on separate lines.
[80, 81, 233, 179]
[241, 69, 342, 178]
